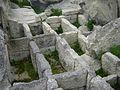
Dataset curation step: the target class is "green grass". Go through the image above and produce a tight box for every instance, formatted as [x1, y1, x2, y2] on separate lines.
[51, 8, 62, 16]
[10, 57, 39, 82]
[85, 20, 96, 31]
[95, 68, 109, 77]
[72, 18, 81, 28]
[110, 45, 120, 58]
[10, 0, 30, 8]
[70, 40, 84, 56]
[44, 50, 65, 74]
[55, 25, 63, 34]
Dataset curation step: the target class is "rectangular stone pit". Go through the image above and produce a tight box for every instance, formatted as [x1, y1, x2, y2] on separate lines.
[43, 49, 66, 74]
[9, 56, 39, 83]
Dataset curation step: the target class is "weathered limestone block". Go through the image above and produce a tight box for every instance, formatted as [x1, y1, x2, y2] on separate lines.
[103, 74, 117, 87]
[54, 88, 63, 90]
[62, 8, 81, 15]
[9, 78, 47, 90]
[89, 18, 120, 56]
[46, 16, 61, 24]
[38, 12, 47, 21]
[53, 70, 87, 90]
[78, 15, 87, 26]
[56, 37, 76, 70]
[61, 18, 78, 32]
[85, 0, 118, 25]
[60, 31, 78, 46]
[49, 23, 61, 30]
[42, 22, 52, 34]
[102, 52, 120, 76]
[30, 41, 40, 72]
[78, 26, 91, 37]
[47, 78, 58, 90]
[36, 53, 51, 78]
[78, 31, 88, 52]
[33, 34, 56, 49]
[23, 23, 32, 39]
[89, 76, 114, 90]
[79, 54, 101, 71]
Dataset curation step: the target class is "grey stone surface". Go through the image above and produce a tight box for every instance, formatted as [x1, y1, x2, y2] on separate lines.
[102, 52, 120, 76]
[9, 78, 47, 90]
[88, 18, 120, 57]
[103, 74, 117, 87]
[84, 0, 118, 25]
[53, 70, 87, 89]
[89, 76, 114, 90]
[61, 18, 78, 32]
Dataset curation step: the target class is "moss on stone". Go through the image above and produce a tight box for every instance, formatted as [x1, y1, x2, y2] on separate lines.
[44, 50, 65, 74]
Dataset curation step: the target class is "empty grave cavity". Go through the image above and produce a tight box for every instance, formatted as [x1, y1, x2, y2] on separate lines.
[44, 49, 66, 74]
[70, 40, 84, 56]
[10, 56, 39, 83]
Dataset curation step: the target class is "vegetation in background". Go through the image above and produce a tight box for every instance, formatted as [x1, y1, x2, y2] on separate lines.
[70, 40, 84, 56]
[10, 0, 44, 14]
[10, 0, 30, 8]
[10, 57, 39, 82]
[44, 50, 65, 74]
[110, 45, 120, 58]
[55, 25, 63, 34]
[95, 68, 109, 77]
[51, 8, 62, 16]
[32, 6, 44, 14]
[72, 17, 81, 28]
[85, 20, 96, 31]
[112, 82, 120, 90]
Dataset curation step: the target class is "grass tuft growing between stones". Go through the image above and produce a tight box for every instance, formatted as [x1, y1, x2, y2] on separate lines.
[10, 57, 39, 82]
[72, 18, 81, 28]
[44, 50, 65, 74]
[95, 68, 109, 77]
[70, 40, 84, 56]
[110, 45, 120, 58]
[51, 8, 62, 16]
[85, 20, 96, 31]
[55, 25, 63, 34]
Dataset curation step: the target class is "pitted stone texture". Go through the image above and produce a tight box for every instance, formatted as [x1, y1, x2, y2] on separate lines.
[53, 70, 87, 90]
[47, 78, 58, 90]
[84, 0, 118, 25]
[61, 18, 78, 32]
[103, 74, 117, 87]
[78, 15, 87, 26]
[9, 78, 47, 90]
[78, 26, 92, 37]
[102, 52, 120, 76]
[89, 76, 114, 90]
[0, 30, 6, 81]
[60, 31, 78, 46]
[88, 18, 120, 56]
